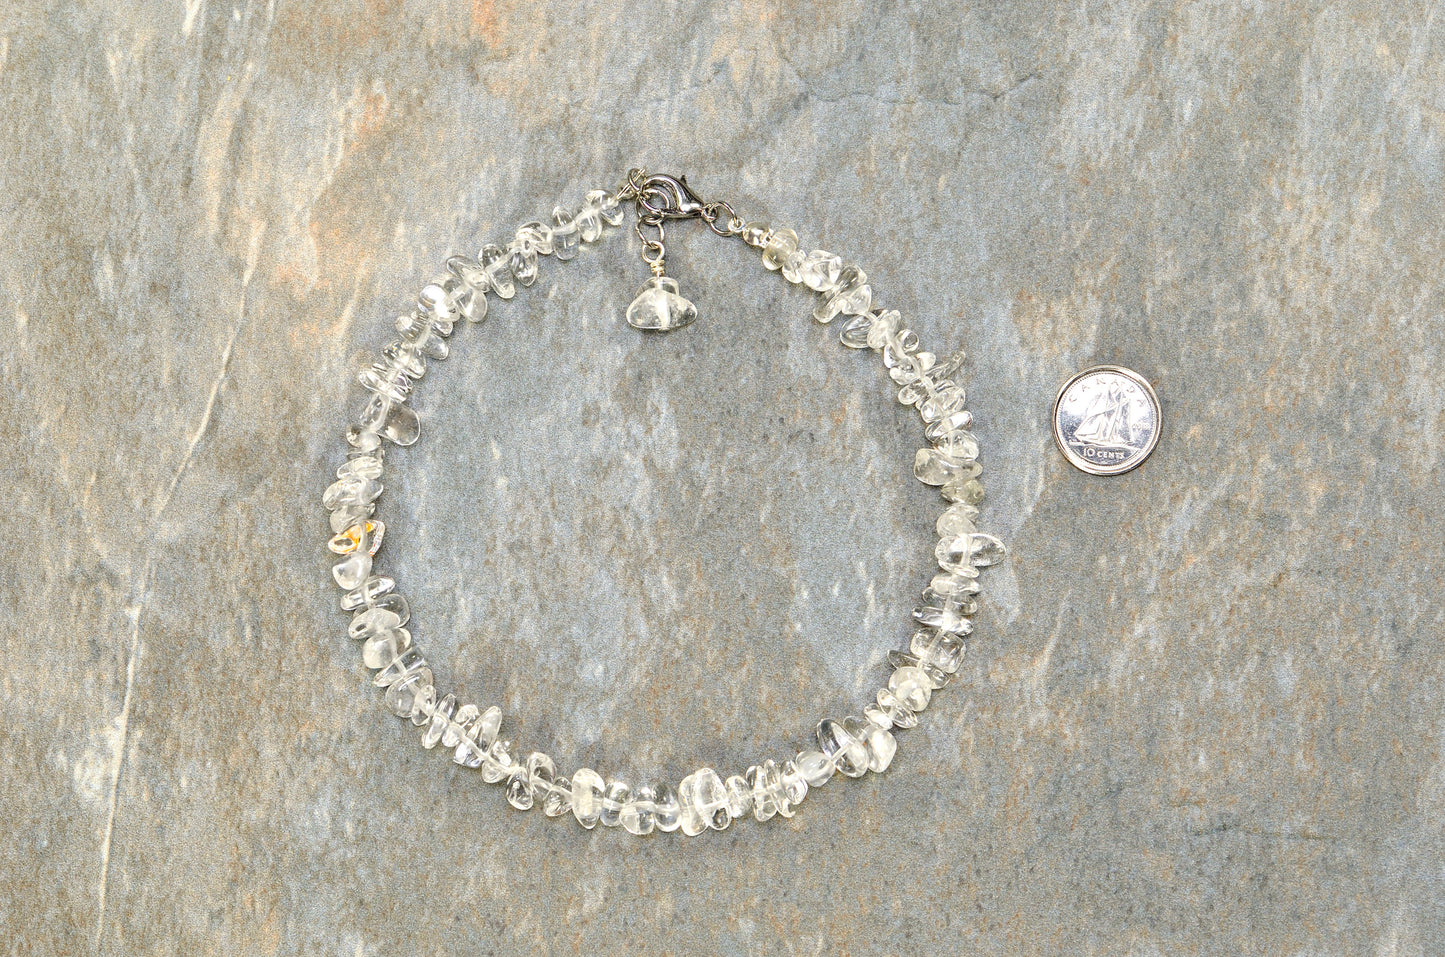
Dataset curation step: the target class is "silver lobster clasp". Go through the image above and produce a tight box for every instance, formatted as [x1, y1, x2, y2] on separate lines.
[634, 172, 707, 221]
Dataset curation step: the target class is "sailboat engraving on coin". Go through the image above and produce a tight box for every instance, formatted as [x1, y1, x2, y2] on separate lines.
[1071, 378, 1137, 450]
[1052, 366, 1161, 475]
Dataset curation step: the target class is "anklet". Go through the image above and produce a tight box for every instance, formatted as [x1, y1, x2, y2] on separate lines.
[324, 169, 1007, 836]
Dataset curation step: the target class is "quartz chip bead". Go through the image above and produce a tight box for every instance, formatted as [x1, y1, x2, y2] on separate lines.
[341, 575, 396, 612]
[890, 650, 952, 690]
[932, 428, 981, 463]
[323, 476, 382, 512]
[914, 599, 974, 637]
[862, 723, 897, 772]
[889, 666, 933, 713]
[936, 503, 980, 539]
[338, 454, 378, 485]
[515, 220, 555, 256]
[384, 665, 434, 718]
[328, 520, 381, 558]
[620, 784, 658, 836]
[653, 784, 682, 833]
[799, 250, 843, 293]
[446, 704, 481, 752]
[884, 644, 953, 691]
[543, 775, 573, 818]
[889, 347, 936, 389]
[362, 591, 410, 625]
[347, 605, 401, 642]
[930, 569, 976, 607]
[357, 361, 411, 403]
[780, 760, 810, 806]
[481, 739, 516, 784]
[373, 647, 425, 687]
[445, 255, 490, 323]
[395, 311, 450, 361]
[359, 394, 420, 447]
[525, 752, 556, 804]
[505, 766, 534, 810]
[479, 243, 515, 299]
[466, 735, 498, 777]
[896, 378, 930, 411]
[780, 248, 807, 283]
[838, 310, 881, 349]
[507, 240, 538, 287]
[874, 687, 918, 729]
[327, 524, 381, 584]
[362, 626, 411, 669]
[551, 207, 580, 261]
[914, 448, 981, 488]
[344, 443, 382, 466]
[940, 470, 984, 506]
[865, 308, 901, 351]
[881, 328, 921, 374]
[346, 425, 383, 453]
[331, 549, 372, 591]
[724, 774, 754, 819]
[797, 749, 835, 788]
[746, 763, 775, 821]
[329, 503, 374, 535]
[678, 768, 730, 835]
[746, 760, 792, 821]
[418, 277, 462, 325]
[571, 769, 605, 829]
[421, 693, 456, 749]
[476, 706, 503, 747]
[626, 276, 697, 331]
[396, 303, 452, 339]
[935, 532, 1007, 574]
[922, 584, 979, 618]
[842, 717, 875, 771]
[327, 509, 383, 566]
[926, 409, 975, 443]
[599, 779, 631, 828]
[863, 703, 894, 730]
[408, 684, 436, 727]
[328, 519, 384, 558]
[816, 718, 870, 778]
[761, 228, 798, 270]
[911, 629, 966, 674]
[378, 345, 421, 381]
[813, 265, 871, 324]
[574, 198, 604, 243]
[920, 386, 968, 426]
[451, 705, 502, 768]
[447, 722, 488, 774]
[330, 465, 387, 497]
[945, 478, 987, 506]
[585, 189, 625, 228]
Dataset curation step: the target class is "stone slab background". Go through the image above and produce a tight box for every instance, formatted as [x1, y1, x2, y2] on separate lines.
[1, 1, 1443, 954]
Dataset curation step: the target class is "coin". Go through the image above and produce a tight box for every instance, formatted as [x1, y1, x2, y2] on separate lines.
[1052, 365, 1161, 475]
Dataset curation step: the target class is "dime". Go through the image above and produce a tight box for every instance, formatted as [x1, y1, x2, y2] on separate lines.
[1052, 365, 1161, 475]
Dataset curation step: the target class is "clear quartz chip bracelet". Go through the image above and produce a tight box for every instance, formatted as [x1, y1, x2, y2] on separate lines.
[325, 168, 1006, 836]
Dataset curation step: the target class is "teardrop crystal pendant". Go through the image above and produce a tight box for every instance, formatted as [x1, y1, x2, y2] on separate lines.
[625, 275, 697, 332]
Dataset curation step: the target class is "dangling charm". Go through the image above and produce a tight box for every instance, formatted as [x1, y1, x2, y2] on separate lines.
[626, 275, 696, 331]
[619, 171, 718, 333]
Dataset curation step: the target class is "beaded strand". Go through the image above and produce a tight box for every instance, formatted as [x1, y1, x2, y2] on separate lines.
[324, 173, 1006, 836]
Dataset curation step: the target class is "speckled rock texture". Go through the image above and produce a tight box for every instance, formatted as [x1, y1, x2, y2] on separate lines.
[2, 2, 1443, 954]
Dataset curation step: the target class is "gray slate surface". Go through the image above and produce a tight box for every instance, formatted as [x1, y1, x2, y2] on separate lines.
[2, 1, 1443, 954]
